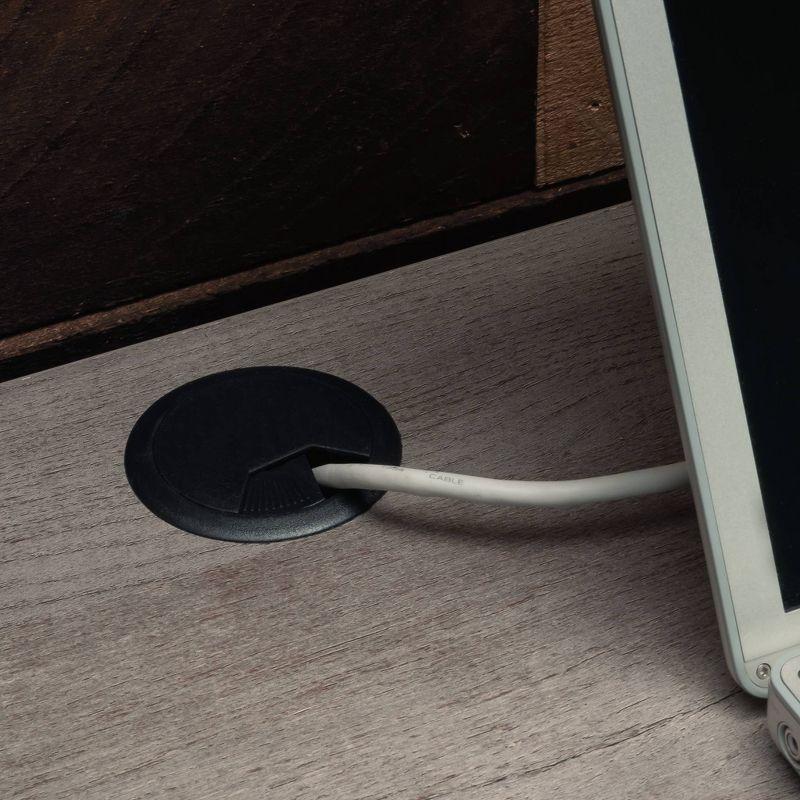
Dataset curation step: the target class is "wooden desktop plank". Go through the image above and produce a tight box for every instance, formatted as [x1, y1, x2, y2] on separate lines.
[1, 204, 795, 798]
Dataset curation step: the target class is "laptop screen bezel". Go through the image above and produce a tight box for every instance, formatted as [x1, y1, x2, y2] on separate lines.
[596, 0, 800, 693]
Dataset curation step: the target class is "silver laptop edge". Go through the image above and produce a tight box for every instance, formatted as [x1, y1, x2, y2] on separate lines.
[594, 0, 800, 696]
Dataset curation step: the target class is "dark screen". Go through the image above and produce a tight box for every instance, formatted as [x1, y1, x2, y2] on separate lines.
[663, 4, 800, 609]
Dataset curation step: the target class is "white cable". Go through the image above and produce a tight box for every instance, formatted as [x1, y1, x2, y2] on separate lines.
[312, 461, 689, 508]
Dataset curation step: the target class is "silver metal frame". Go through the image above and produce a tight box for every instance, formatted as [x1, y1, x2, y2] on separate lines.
[768, 650, 800, 773]
[595, 0, 800, 696]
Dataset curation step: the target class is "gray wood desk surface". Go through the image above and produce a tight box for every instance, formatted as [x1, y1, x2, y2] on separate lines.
[2, 204, 795, 798]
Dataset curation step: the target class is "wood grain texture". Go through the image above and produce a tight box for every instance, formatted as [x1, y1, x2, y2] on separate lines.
[536, 0, 624, 186]
[0, 171, 630, 382]
[1, 204, 796, 798]
[0, 0, 535, 339]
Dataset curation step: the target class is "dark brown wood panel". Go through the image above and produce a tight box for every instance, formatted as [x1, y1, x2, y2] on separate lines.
[0, 171, 629, 382]
[536, 0, 623, 186]
[0, 1, 537, 339]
